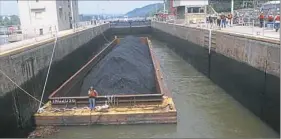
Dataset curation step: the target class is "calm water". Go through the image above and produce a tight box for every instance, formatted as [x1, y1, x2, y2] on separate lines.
[48, 38, 279, 138]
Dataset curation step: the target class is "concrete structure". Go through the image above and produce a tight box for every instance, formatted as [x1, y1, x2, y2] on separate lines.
[17, 0, 79, 38]
[0, 23, 110, 137]
[172, 0, 208, 24]
[0, 21, 280, 136]
[152, 21, 279, 133]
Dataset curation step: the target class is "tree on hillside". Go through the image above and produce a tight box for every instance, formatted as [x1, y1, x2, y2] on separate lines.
[10, 15, 20, 25]
[0, 15, 20, 26]
[146, 5, 163, 17]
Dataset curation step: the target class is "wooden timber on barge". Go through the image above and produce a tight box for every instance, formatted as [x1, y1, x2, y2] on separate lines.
[34, 37, 177, 125]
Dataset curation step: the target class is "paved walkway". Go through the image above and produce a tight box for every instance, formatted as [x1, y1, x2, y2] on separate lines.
[0, 24, 105, 56]
[185, 23, 280, 39]
[221, 26, 279, 39]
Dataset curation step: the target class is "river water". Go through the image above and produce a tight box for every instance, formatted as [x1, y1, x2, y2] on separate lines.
[48, 38, 278, 138]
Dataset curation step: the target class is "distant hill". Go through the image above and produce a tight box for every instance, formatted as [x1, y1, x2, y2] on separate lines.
[0, 15, 20, 26]
[126, 3, 164, 17]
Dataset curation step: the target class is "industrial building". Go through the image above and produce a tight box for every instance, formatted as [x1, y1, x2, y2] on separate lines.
[17, 0, 79, 37]
[173, 0, 209, 24]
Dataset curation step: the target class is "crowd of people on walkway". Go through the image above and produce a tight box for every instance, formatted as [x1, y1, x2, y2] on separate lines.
[259, 12, 280, 32]
[206, 11, 280, 32]
[206, 13, 233, 29]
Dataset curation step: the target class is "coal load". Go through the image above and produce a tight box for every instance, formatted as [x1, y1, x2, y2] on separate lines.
[80, 36, 156, 96]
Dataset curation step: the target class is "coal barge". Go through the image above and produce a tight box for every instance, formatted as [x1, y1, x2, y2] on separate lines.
[34, 36, 177, 125]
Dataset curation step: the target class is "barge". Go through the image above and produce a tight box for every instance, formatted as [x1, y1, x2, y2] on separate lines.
[34, 36, 177, 125]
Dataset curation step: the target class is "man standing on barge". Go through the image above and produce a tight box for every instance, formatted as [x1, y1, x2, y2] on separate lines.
[88, 86, 98, 111]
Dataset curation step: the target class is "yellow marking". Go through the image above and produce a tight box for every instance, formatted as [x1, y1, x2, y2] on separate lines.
[35, 97, 176, 117]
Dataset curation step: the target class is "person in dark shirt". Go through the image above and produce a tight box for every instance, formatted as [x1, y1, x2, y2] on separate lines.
[208, 16, 214, 28]
[217, 14, 221, 28]
[221, 14, 226, 28]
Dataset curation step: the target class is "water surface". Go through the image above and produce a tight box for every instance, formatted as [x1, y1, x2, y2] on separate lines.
[48, 38, 278, 138]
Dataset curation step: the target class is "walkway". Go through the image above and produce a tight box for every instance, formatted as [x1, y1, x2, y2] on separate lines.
[0, 23, 105, 56]
[185, 23, 279, 39]
[221, 26, 279, 39]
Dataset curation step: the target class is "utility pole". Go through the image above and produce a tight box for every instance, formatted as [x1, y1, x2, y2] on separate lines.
[70, 0, 75, 31]
[231, 0, 234, 26]
[156, 3, 158, 13]
[164, 0, 166, 14]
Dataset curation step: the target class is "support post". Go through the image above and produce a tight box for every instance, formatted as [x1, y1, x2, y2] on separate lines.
[164, 0, 166, 14]
[70, 0, 75, 32]
[263, 20, 265, 36]
[208, 29, 212, 78]
[252, 20, 255, 35]
[208, 29, 212, 54]
[231, 0, 234, 26]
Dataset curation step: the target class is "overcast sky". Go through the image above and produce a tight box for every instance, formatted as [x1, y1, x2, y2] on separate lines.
[0, 0, 161, 15]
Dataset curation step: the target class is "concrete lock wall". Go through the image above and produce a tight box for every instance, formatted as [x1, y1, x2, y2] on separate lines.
[0, 24, 111, 137]
[151, 21, 280, 133]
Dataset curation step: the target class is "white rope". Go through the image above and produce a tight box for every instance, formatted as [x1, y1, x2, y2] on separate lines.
[98, 23, 110, 43]
[96, 6, 110, 43]
[106, 95, 115, 106]
[38, 26, 58, 111]
[0, 69, 43, 104]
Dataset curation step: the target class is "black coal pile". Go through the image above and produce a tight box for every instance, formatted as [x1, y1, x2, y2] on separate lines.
[80, 36, 156, 96]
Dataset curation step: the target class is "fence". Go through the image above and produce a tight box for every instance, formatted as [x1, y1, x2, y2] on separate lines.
[162, 18, 279, 39]
[110, 20, 151, 28]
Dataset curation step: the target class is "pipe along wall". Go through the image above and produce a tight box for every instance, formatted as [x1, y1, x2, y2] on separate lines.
[0, 22, 279, 137]
[152, 22, 280, 133]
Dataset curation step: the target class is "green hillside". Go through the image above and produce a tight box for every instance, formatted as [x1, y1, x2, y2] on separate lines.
[126, 3, 164, 17]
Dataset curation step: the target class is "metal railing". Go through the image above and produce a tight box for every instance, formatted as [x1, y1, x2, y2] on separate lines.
[158, 18, 279, 39]
[110, 20, 152, 28]
[0, 21, 102, 46]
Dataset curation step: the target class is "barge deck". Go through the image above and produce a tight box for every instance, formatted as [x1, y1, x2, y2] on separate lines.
[34, 36, 177, 126]
[35, 97, 176, 125]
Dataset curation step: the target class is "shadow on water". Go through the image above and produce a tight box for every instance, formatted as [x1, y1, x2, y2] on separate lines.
[49, 124, 177, 138]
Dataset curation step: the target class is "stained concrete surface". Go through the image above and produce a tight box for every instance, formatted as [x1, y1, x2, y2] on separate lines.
[152, 28, 280, 133]
[0, 31, 113, 137]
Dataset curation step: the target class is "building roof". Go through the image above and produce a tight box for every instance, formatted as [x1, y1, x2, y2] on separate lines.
[263, 1, 280, 5]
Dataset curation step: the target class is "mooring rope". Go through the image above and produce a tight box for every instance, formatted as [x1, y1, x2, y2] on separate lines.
[98, 23, 110, 43]
[0, 69, 43, 104]
[38, 26, 58, 112]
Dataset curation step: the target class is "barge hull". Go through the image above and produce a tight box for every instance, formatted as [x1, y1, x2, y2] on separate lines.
[34, 37, 177, 125]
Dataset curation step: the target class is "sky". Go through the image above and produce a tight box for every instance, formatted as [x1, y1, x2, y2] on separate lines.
[0, 0, 161, 16]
